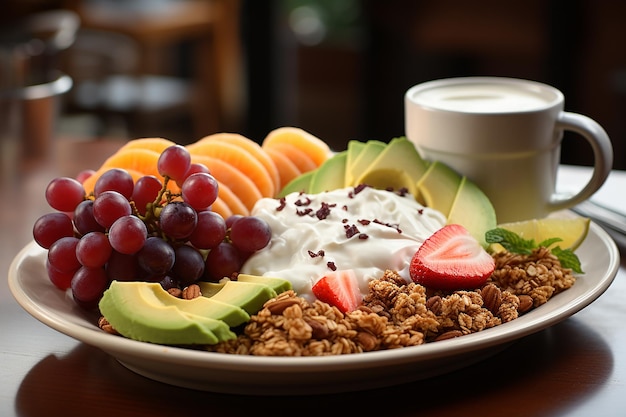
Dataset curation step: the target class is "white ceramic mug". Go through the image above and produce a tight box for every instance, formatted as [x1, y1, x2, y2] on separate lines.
[404, 77, 614, 223]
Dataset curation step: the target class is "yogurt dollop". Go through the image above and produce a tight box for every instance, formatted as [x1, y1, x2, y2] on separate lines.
[240, 185, 447, 300]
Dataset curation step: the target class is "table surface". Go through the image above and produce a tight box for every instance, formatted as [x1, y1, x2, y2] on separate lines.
[2, 139, 625, 417]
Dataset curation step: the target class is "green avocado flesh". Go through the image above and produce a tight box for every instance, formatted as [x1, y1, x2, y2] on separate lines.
[99, 281, 236, 345]
[99, 274, 291, 345]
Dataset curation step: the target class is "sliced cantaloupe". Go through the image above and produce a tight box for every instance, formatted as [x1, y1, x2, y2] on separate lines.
[264, 146, 302, 191]
[118, 137, 176, 154]
[187, 140, 275, 198]
[210, 196, 232, 219]
[262, 127, 331, 167]
[215, 179, 249, 216]
[196, 133, 280, 195]
[262, 142, 317, 173]
[190, 154, 263, 211]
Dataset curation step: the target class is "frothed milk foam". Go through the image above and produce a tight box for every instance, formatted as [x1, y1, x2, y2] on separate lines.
[412, 83, 557, 113]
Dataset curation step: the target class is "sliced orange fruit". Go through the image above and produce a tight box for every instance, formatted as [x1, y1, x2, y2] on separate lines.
[187, 140, 275, 198]
[118, 137, 177, 154]
[262, 127, 331, 166]
[190, 154, 263, 211]
[197, 133, 280, 194]
[215, 179, 249, 216]
[264, 146, 301, 191]
[263, 142, 317, 173]
[210, 196, 232, 220]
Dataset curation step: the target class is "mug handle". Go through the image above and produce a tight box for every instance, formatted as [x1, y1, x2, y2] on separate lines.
[549, 112, 613, 211]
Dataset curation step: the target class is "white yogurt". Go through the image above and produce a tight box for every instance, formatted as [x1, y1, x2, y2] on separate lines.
[240, 186, 446, 300]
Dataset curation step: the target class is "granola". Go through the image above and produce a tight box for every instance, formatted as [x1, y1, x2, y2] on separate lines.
[205, 247, 576, 355]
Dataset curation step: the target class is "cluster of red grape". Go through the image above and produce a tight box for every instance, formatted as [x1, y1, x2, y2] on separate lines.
[33, 145, 272, 310]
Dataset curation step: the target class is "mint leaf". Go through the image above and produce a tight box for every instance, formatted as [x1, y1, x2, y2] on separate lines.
[551, 247, 583, 273]
[485, 228, 584, 274]
[485, 228, 534, 254]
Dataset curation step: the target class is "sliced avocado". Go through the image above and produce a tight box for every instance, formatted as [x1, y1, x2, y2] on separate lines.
[416, 161, 463, 216]
[148, 283, 249, 327]
[206, 280, 278, 315]
[99, 281, 236, 345]
[197, 281, 225, 297]
[308, 151, 348, 193]
[344, 140, 367, 185]
[346, 140, 386, 186]
[447, 176, 497, 248]
[237, 273, 292, 293]
[278, 170, 315, 197]
[355, 137, 428, 196]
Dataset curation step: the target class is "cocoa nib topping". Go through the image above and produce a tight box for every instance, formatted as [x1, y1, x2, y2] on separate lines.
[373, 219, 402, 234]
[344, 224, 360, 238]
[316, 202, 336, 220]
[276, 197, 287, 211]
[348, 184, 369, 198]
[308, 249, 325, 258]
[296, 208, 314, 216]
[295, 196, 312, 206]
[327, 261, 337, 271]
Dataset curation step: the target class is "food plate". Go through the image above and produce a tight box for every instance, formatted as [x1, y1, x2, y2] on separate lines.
[8, 221, 620, 395]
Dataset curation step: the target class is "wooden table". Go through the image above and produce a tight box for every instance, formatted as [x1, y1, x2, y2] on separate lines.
[1, 139, 625, 416]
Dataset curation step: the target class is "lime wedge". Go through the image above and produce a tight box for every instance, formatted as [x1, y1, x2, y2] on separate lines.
[497, 217, 591, 251]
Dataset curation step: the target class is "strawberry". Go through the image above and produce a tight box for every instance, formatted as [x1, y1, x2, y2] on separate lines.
[311, 269, 363, 313]
[409, 224, 495, 290]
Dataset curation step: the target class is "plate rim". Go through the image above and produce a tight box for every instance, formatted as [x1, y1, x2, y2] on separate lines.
[7, 221, 620, 380]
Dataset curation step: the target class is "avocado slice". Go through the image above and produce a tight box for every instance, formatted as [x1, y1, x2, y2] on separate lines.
[416, 161, 463, 216]
[148, 283, 250, 327]
[447, 176, 497, 248]
[278, 170, 315, 197]
[346, 140, 386, 186]
[237, 273, 292, 293]
[344, 140, 367, 185]
[99, 281, 236, 345]
[205, 280, 278, 315]
[308, 151, 348, 193]
[355, 137, 428, 196]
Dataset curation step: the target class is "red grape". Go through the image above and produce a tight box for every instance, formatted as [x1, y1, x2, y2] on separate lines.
[93, 168, 134, 199]
[131, 175, 163, 215]
[229, 216, 272, 253]
[204, 242, 242, 282]
[181, 172, 219, 210]
[33, 212, 74, 249]
[159, 201, 197, 240]
[92, 190, 132, 228]
[137, 236, 175, 276]
[171, 244, 205, 286]
[46, 258, 75, 290]
[76, 169, 96, 184]
[189, 211, 226, 249]
[106, 250, 141, 282]
[157, 145, 190, 181]
[45, 177, 85, 212]
[47, 236, 80, 273]
[73, 199, 105, 235]
[108, 215, 147, 254]
[71, 266, 110, 310]
[176, 162, 210, 188]
[76, 232, 112, 268]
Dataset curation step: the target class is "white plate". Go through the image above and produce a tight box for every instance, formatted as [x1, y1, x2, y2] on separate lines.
[8, 222, 620, 395]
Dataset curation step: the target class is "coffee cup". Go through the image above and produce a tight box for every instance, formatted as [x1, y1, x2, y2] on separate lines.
[404, 77, 613, 223]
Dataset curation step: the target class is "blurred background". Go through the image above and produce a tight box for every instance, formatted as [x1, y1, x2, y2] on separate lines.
[2, 0, 626, 170]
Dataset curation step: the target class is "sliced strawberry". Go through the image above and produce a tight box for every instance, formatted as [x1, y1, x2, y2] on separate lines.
[410, 224, 495, 290]
[311, 269, 363, 313]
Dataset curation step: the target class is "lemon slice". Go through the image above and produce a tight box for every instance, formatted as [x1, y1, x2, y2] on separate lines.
[497, 217, 591, 251]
